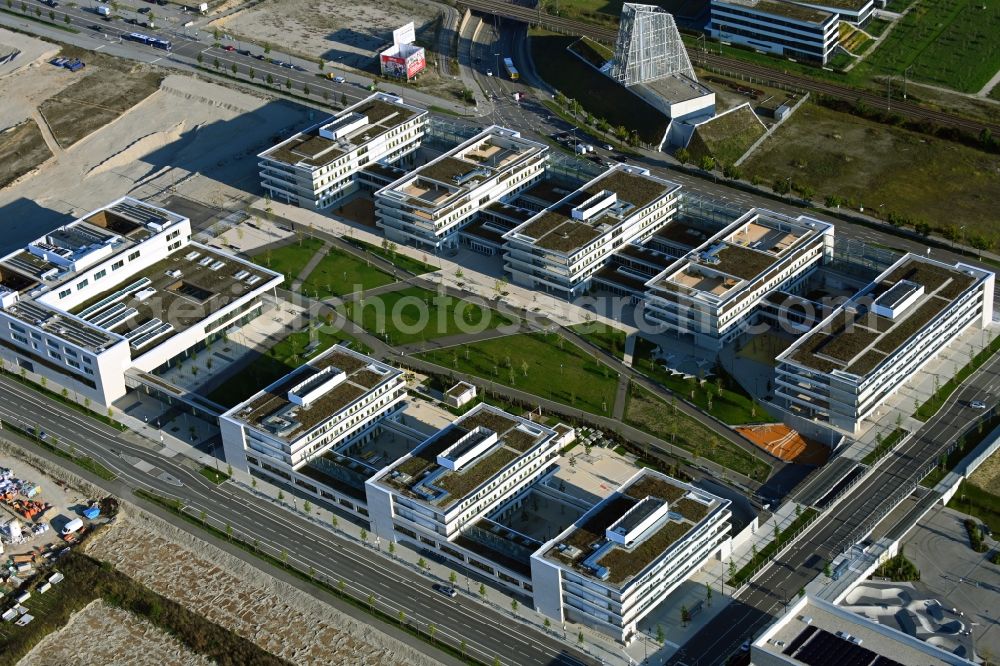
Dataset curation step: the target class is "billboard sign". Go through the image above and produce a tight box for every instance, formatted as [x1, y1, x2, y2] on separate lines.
[405, 48, 426, 78]
[393, 22, 416, 48]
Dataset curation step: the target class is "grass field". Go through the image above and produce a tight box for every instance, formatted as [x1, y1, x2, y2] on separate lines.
[685, 104, 765, 165]
[0, 119, 51, 189]
[252, 237, 323, 288]
[633, 339, 770, 425]
[624, 384, 772, 480]
[529, 29, 669, 145]
[857, 0, 1000, 93]
[570, 322, 627, 359]
[949, 480, 1000, 534]
[352, 287, 513, 345]
[416, 332, 619, 415]
[344, 238, 436, 275]
[969, 446, 1000, 495]
[299, 245, 396, 298]
[741, 102, 1000, 240]
[206, 327, 362, 407]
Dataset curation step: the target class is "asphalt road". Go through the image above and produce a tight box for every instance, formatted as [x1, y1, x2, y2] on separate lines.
[665, 347, 1000, 665]
[0, 374, 597, 666]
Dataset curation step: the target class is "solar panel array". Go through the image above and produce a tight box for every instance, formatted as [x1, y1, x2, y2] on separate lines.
[784, 626, 906, 666]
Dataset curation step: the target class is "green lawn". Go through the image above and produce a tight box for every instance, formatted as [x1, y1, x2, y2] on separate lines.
[199, 466, 230, 484]
[416, 332, 619, 415]
[633, 338, 770, 425]
[857, 0, 1000, 93]
[949, 480, 1000, 534]
[345, 238, 436, 275]
[299, 245, 396, 298]
[352, 287, 514, 346]
[570, 322, 627, 360]
[205, 328, 366, 408]
[251, 237, 323, 288]
[624, 384, 772, 480]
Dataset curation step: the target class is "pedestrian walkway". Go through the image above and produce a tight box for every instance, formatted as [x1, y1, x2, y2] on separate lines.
[289, 240, 331, 291]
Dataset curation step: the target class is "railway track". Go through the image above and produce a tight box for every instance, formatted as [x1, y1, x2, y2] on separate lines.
[458, 0, 1000, 136]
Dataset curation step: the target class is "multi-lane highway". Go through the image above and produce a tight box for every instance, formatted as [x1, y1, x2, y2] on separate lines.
[666, 347, 1000, 664]
[0, 374, 597, 666]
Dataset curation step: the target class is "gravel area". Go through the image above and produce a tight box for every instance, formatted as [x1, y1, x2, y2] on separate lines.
[968, 447, 1000, 495]
[85, 509, 442, 666]
[210, 0, 439, 68]
[18, 599, 214, 666]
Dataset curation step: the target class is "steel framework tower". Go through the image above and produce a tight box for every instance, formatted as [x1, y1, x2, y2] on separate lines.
[611, 3, 695, 86]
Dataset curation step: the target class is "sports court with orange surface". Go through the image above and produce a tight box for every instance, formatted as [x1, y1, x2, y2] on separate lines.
[736, 423, 829, 466]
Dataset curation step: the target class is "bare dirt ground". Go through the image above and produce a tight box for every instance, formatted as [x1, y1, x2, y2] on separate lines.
[0, 28, 58, 78]
[0, 67, 315, 254]
[0, 120, 50, 189]
[85, 509, 442, 666]
[39, 68, 164, 149]
[968, 448, 1000, 495]
[18, 599, 214, 666]
[210, 0, 439, 68]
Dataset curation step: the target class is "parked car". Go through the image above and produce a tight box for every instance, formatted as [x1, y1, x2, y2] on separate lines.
[970, 400, 988, 409]
[224, 45, 235, 51]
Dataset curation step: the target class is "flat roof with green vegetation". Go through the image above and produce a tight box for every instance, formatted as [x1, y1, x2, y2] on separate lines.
[350, 286, 514, 345]
[381, 404, 553, 508]
[685, 105, 766, 166]
[416, 332, 619, 415]
[741, 102, 1000, 242]
[547, 472, 726, 586]
[787, 256, 984, 376]
[719, 0, 832, 23]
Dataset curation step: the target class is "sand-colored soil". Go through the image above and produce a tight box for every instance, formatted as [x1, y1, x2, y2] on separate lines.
[210, 0, 438, 67]
[0, 119, 51, 189]
[0, 71, 314, 253]
[18, 599, 214, 666]
[85, 509, 441, 666]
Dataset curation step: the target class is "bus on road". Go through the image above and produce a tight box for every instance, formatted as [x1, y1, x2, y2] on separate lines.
[503, 57, 519, 81]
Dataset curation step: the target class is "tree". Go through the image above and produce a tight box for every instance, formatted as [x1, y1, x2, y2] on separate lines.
[64, 13, 69, 24]
[266, 73, 274, 85]
[285, 77, 292, 90]
[460, 639, 467, 657]
[341, 92, 348, 106]
[675, 147, 691, 164]
[278, 490, 284, 501]
[360, 528, 368, 543]
[231, 62, 238, 75]
[823, 560, 832, 578]
[449, 571, 458, 585]
[199, 509, 207, 523]
[213, 57, 221, 70]
[279, 549, 288, 564]
[700, 155, 716, 171]
[197, 53, 203, 65]
[318, 58, 325, 71]
[418, 556, 427, 569]
[263, 42, 271, 54]
[723, 163, 742, 180]
[577, 631, 585, 645]
[728, 559, 736, 579]
[330, 514, 338, 528]
[388, 542, 396, 556]
[680, 604, 691, 627]
[656, 624, 665, 644]
[428, 623, 437, 643]
[397, 609, 406, 626]
[303, 499, 311, 513]
[367, 593, 375, 612]
[478, 583, 487, 599]
[510, 599, 519, 614]
[225, 523, 233, 540]
[705, 582, 713, 606]
[303, 84, 311, 96]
